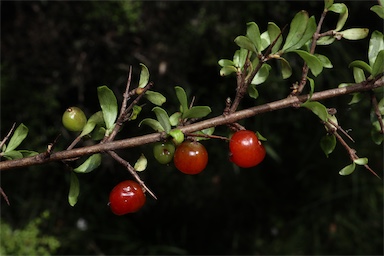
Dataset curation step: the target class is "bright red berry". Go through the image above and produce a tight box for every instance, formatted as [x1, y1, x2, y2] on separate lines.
[229, 130, 266, 168]
[109, 180, 146, 215]
[173, 140, 208, 175]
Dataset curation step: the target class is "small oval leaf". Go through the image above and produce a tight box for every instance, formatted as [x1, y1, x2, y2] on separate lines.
[5, 123, 28, 153]
[353, 157, 368, 165]
[246, 22, 261, 53]
[97, 86, 118, 131]
[340, 28, 369, 40]
[348, 60, 372, 74]
[301, 101, 328, 121]
[339, 163, 356, 176]
[175, 86, 188, 114]
[234, 35, 257, 53]
[68, 172, 80, 207]
[169, 129, 185, 145]
[183, 106, 212, 119]
[73, 154, 102, 174]
[371, 50, 384, 77]
[80, 111, 105, 137]
[134, 154, 147, 172]
[144, 90, 166, 106]
[368, 31, 384, 67]
[292, 50, 323, 77]
[320, 134, 336, 157]
[152, 107, 171, 134]
[138, 63, 150, 88]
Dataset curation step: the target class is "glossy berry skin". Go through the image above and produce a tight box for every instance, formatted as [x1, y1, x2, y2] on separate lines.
[109, 180, 146, 215]
[153, 141, 175, 164]
[229, 130, 266, 168]
[174, 141, 208, 175]
[62, 107, 87, 132]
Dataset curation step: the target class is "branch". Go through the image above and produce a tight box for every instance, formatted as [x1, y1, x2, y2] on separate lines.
[0, 77, 382, 171]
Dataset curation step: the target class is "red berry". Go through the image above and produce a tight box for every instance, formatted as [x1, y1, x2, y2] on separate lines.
[229, 130, 266, 168]
[173, 141, 208, 175]
[109, 180, 146, 215]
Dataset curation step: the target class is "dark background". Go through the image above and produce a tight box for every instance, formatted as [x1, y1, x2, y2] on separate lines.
[1, 1, 383, 255]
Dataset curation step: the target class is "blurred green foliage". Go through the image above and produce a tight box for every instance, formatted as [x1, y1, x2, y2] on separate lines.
[1, 1, 382, 255]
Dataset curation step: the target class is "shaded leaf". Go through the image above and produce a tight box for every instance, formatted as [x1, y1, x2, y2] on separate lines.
[246, 22, 261, 53]
[307, 77, 315, 100]
[260, 31, 270, 52]
[97, 86, 118, 131]
[290, 16, 316, 52]
[152, 107, 171, 134]
[267, 22, 283, 54]
[129, 105, 142, 121]
[218, 59, 235, 67]
[339, 163, 355, 175]
[139, 118, 164, 132]
[328, 3, 348, 32]
[371, 50, 384, 77]
[73, 154, 102, 174]
[233, 48, 248, 69]
[292, 50, 323, 76]
[234, 35, 257, 53]
[192, 127, 215, 141]
[348, 93, 363, 105]
[220, 66, 238, 76]
[68, 172, 80, 207]
[315, 54, 333, 68]
[301, 101, 328, 121]
[18, 150, 39, 157]
[183, 106, 212, 119]
[348, 60, 372, 74]
[247, 84, 259, 99]
[282, 10, 309, 51]
[80, 111, 104, 137]
[324, 0, 334, 9]
[138, 63, 150, 88]
[169, 112, 182, 126]
[370, 5, 384, 19]
[144, 90, 166, 106]
[251, 63, 271, 85]
[2, 150, 23, 160]
[5, 123, 28, 152]
[316, 36, 335, 46]
[278, 57, 292, 79]
[368, 31, 384, 67]
[175, 86, 188, 114]
[352, 67, 366, 83]
[320, 134, 336, 157]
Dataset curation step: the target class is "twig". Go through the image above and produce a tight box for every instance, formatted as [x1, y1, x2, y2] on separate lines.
[0, 77, 382, 171]
[370, 91, 384, 134]
[0, 187, 10, 205]
[107, 150, 157, 200]
[0, 123, 16, 150]
[292, 8, 328, 96]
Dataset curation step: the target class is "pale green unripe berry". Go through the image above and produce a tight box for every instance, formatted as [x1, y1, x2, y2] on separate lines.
[62, 107, 87, 132]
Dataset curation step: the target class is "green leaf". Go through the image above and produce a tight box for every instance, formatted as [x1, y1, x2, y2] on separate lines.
[97, 86, 118, 131]
[73, 154, 102, 174]
[220, 66, 238, 76]
[18, 150, 39, 157]
[292, 50, 323, 77]
[139, 118, 164, 132]
[5, 123, 28, 152]
[144, 90, 166, 106]
[328, 3, 348, 32]
[152, 107, 171, 133]
[267, 22, 283, 54]
[233, 48, 248, 69]
[91, 126, 106, 141]
[324, 0, 334, 9]
[282, 10, 309, 52]
[246, 22, 261, 53]
[320, 134, 336, 157]
[169, 129, 184, 145]
[339, 163, 356, 176]
[316, 36, 335, 46]
[138, 63, 150, 88]
[369, 31, 384, 67]
[354, 157, 368, 165]
[234, 35, 257, 53]
[129, 105, 142, 121]
[278, 57, 292, 79]
[371, 123, 384, 145]
[315, 54, 333, 68]
[348, 60, 372, 74]
[192, 127, 215, 141]
[68, 172, 80, 207]
[370, 5, 384, 19]
[290, 16, 316, 52]
[169, 112, 182, 126]
[2, 150, 23, 160]
[183, 106, 212, 119]
[352, 67, 366, 83]
[307, 77, 315, 100]
[247, 84, 259, 99]
[378, 97, 384, 115]
[301, 101, 328, 121]
[218, 59, 235, 67]
[340, 28, 369, 40]
[174, 86, 188, 114]
[251, 63, 271, 85]
[80, 111, 104, 137]
[134, 154, 147, 172]
[348, 93, 363, 105]
[371, 50, 384, 77]
[260, 31, 270, 52]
